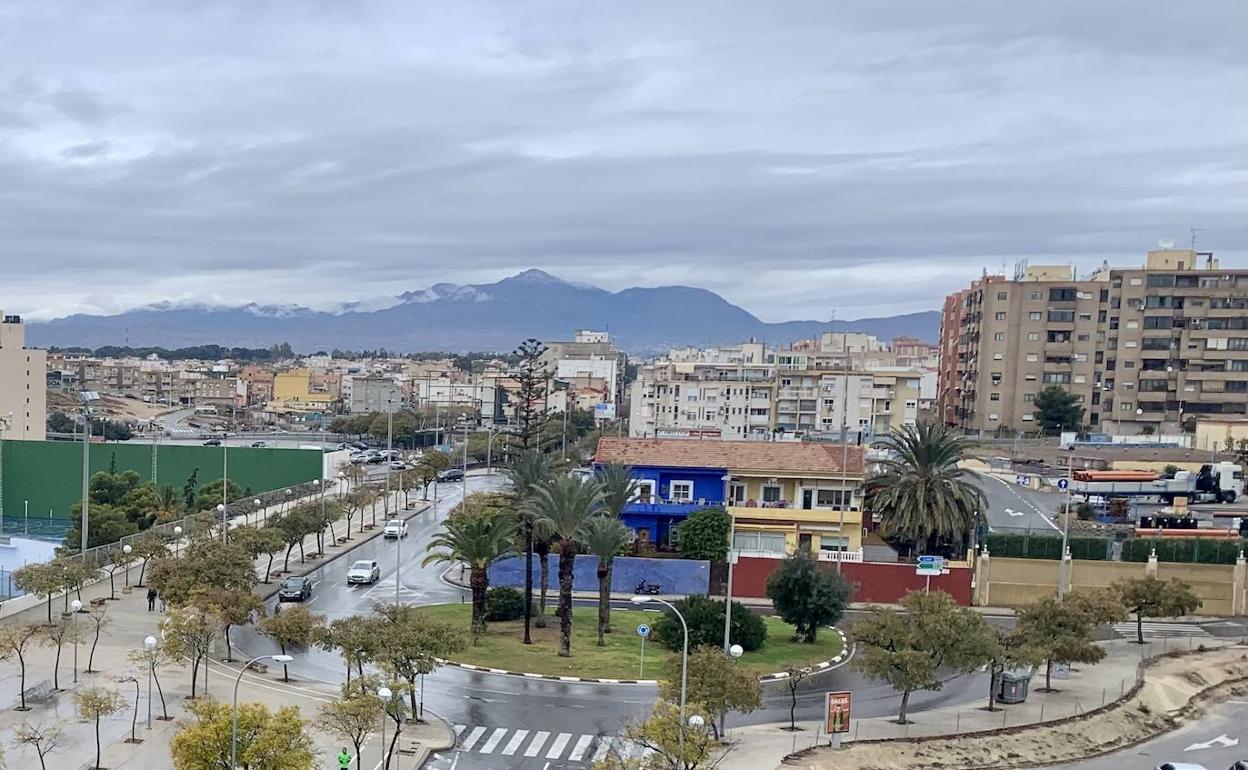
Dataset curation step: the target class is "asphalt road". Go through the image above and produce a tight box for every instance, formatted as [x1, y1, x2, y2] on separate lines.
[975, 471, 1065, 535]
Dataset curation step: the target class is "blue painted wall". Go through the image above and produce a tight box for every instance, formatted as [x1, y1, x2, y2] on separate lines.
[597, 463, 727, 545]
[488, 554, 710, 595]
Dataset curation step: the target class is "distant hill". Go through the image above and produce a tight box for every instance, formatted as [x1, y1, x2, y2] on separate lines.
[27, 269, 940, 353]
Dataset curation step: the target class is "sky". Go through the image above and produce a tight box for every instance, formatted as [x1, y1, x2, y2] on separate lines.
[2, 0, 1245, 323]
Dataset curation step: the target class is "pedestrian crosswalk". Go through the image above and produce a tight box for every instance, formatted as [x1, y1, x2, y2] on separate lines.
[1111, 621, 1213, 640]
[448, 724, 637, 765]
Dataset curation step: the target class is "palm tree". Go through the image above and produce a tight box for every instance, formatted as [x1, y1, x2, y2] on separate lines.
[422, 513, 516, 637]
[530, 474, 604, 657]
[581, 516, 633, 645]
[871, 422, 987, 556]
[154, 485, 182, 523]
[504, 451, 552, 644]
[593, 464, 638, 633]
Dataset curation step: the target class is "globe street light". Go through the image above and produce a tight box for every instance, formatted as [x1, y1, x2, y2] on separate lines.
[377, 686, 393, 770]
[71, 599, 82, 682]
[173, 525, 183, 558]
[253, 499, 262, 526]
[688, 714, 706, 729]
[217, 503, 228, 543]
[232, 654, 293, 769]
[634, 595, 689, 754]
[123, 544, 133, 587]
[144, 636, 157, 730]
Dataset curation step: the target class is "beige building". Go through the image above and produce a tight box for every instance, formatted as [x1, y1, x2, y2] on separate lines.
[1194, 416, 1248, 453]
[0, 313, 47, 440]
[940, 249, 1248, 434]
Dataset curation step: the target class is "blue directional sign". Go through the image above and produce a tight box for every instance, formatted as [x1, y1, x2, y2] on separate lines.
[636, 624, 651, 638]
[916, 555, 945, 576]
[1057, 478, 1069, 490]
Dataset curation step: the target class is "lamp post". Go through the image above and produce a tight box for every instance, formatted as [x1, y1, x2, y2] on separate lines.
[720, 644, 744, 736]
[1057, 453, 1073, 599]
[721, 474, 736, 656]
[71, 599, 82, 682]
[385, 398, 394, 520]
[80, 390, 100, 554]
[253, 498, 262, 526]
[634, 595, 688, 754]
[144, 635, 156, 730]
[173, 525, 183, 558]
[217, 503, 228, 543]
[377, 686, 392, 770]
[461, 414, 469, 508]
[283, 488, 293, 514]
[123, 544, 133, 587]
[232, 655, 292, 770]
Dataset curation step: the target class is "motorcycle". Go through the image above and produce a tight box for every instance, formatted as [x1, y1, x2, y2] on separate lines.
[634, 580, 662, 595]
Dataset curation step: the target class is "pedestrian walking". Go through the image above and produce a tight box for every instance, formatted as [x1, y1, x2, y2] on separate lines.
[337, 748, 353, 770]
[158, 592, 166, 612]
[146, 588, 157, 611]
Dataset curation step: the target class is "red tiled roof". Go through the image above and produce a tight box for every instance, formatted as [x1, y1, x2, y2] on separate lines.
[594, 437, 865, 477]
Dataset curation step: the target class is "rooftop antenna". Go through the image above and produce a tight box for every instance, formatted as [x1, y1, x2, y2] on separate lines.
[1189, 227, 1201, 251]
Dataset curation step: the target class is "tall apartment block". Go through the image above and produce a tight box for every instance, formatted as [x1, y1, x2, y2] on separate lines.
[0, 313, 48, 441]
[938, 249, 1248, 434]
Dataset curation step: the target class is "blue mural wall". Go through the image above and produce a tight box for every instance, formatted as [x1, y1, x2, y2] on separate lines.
[488, 554, 710, 595]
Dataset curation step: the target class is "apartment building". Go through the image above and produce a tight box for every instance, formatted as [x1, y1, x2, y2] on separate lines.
[0, 313, 47, 440]
[940, 249, 1248, 434]
[348, 375, 403, 413]
[541, 330, 627, 410]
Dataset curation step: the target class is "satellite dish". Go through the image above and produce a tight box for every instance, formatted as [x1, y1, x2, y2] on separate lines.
[1158, 239, 1175, 248]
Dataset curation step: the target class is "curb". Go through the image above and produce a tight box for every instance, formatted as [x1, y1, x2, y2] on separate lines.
[757, 626, 853, 681]
[436, 657, 659, 685]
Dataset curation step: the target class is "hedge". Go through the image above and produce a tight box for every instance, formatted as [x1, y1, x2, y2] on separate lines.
[985, 533, 1111, 561]
[1120, 537, 1246, 565]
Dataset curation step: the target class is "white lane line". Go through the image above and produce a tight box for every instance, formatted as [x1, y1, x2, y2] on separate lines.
[460, 726, 487, 751]
[478, 727, 508, 754]
[453, 724, 466, 736]
[568, 734, 594, 761]
[546, 732, 572, 759]
[524, 731, 550, 757]
[501, 729, 528, 756]
[591, 737, 614, 763]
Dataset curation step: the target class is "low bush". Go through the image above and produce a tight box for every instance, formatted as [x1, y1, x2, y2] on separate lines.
[485, 587, 531, 621]
[985, 533, 1110, 560]
[653, 595, 768, 652]
[1120, 537, 1245, 565]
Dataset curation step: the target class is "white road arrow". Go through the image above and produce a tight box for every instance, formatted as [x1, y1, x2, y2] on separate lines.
[1184, 734, 1239, 751]
[1005, 508, 1025, 517]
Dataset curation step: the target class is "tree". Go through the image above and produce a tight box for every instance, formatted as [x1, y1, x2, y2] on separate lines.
[322, 616, 380, 683]
[12, 562, 61, 625]
[870, 422, 987, 555]
[340, 489, 372, 538]
[192, 587, 264, 663]
[74, 686, 126, 770]
[170, 698, 314, 770]
[677, 508, 732, 562]
[160, 606, 217, 698]
[853, 591, 997, 723]
[192, 478, 245, 512]
[983, 627, 1043, 712]
[531, 473, 604, 656]
[597, 700, 724, 770]
[508, 338, 552, 453]
[235, 525, 287, 584]
[58, 559, 100, 613]
[503, 449, 552, 644]
[422, 511, 516, 638]
[1012, 591, 1124, 691]
[149, 538, 256, 608]
[273, 505, 320, 571]
[1114, 576, 1202, 645]
[316, 685, 381, 770]
[0, 624, 42, 710]
[653, 595, 767, 653]
[130, 533, 169, 586]
[13, 720, 66, 770]
[780, 664, 810, 732]
[103, 547, 129, 601]
[85, 603, 111, 673]
[659, 647, 761, 740]
[765, 551, 851, 643]
[39, 619, 78, 691]
[1033, 385, 1085, 434]
[582, 516, 634, 645]
[258, 606, 328, 682]
[371, 604, 468, 717]
[153, 484, 183, 524]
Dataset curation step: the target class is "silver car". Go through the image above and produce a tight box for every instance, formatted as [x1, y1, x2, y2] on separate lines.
[346, 559, 380, 584]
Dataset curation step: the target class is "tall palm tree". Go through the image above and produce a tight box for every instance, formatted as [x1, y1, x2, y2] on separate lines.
[504, 451, 552, 644]
[871, 422, 987, 556]
[530, 474, 604, 657]
[592, 463, 639, 632]
[422, 512, 516, 637]
[154, 485, 182, 523]
[581, 516, 633, 645]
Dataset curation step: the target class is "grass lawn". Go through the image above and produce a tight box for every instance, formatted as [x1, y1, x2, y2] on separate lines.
[417, 604, 843, 679]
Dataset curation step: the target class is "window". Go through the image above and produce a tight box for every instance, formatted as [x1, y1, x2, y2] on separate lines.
[1022, 414, 1034, 421]
[761, 485, 782, 503]
[1048, 310, 1075, 322]
[1024, 373, 1037, 381]
[1049, 287, 1078, 301]
[669, 480, 693, 502]
[1023, 393, 1035, 402]
[1099, 289, 1110, 302]
[993, 352, 1003, 360]
[1028, 311, 1043, 321]
[995, 312, 1007, 321]
[819, 537, 850, 553]
[1129, 277, 1143, 286]
[1146, 274, 1175, 287]
[815, 489, 854, 509]
[1121, 401, 1133, 411]
[634, 480, 656, 504]
[994, 332, 1006, 341]
[1026, 353, 1038, 362]
[1047, 331, 1071, 343]
[997, 291, 1008, 300]
[733, 531, 786, 554]
[990, 392, 1000, 401]
[1027, 332, 1040, 341]
[1074, 374, 1086, 384]
[1141, 337, 1174, 350]
[1078, 313, 1092, 321]
[1031, 291, 1043, 300]
[1124, 361, 1135, 369]
[1043, 372, 1071, 384]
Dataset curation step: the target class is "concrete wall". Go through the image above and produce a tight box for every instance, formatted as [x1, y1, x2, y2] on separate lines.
[730, 556, 974, 605]
[488, 554, 711, 595]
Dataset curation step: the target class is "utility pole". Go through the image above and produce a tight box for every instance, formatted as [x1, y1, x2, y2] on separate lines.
[838, 329, 851, 571]
[1058, 453, 1073, 599]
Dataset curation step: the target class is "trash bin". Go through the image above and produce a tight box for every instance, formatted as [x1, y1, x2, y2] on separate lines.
[996, 669, 1032, 704]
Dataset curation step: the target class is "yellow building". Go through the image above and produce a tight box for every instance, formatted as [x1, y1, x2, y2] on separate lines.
[1194, 416, 1248, 453]
[268, 368, 336, 413]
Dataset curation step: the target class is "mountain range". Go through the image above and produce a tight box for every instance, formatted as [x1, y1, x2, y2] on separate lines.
[26, 270, 940, 353]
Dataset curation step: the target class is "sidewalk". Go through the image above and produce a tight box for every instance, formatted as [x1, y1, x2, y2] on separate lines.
[717, 635, 1232, 770]
[0, 488, 452, 770]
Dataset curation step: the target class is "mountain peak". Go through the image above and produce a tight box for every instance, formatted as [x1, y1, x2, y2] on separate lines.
[502, 268, 569, 285]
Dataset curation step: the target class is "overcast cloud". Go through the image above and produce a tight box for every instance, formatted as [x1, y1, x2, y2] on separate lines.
[1, 0, 1245, 323]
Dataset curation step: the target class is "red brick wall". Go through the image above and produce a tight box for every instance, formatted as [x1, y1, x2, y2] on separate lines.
[733, 556, 973, 605]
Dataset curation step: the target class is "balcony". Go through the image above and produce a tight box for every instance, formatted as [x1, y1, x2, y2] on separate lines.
[624, 499, 718, 516]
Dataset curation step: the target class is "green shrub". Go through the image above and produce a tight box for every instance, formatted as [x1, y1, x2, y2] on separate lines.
[675, 508, 732, 562]
[1121, 537, 1245, 565]
[985, 533, 1110, 560]
[653, 595, 768, 652]
[484, 587, 531, 621]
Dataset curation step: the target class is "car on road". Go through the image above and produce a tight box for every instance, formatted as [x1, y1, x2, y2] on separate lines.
[388, 460, 408, 471]
[349, 441, 369, 451]
[250, 441, 267, 448]
[383, 519, 408, 538]
[1228, 762, 1248, 770]
[1154, 763, 1209, 770]
[277, 576, 312, 602]
[437, 468, 465, 483]
[347, 559, 381, 584]
[202, 438, 221, 446]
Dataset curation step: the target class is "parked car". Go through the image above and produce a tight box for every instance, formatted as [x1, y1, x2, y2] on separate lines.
[346, 559, 380, 584]
[251, 441, 267, 448]
[383, 519, 408, 539]
[202, 438, 221, 446]
[1153, 764, 1209, 770]
[350, 441, 370, 451]
[277, 576, 312, 602]
[388, 460, 408, 471]
[437, 468, 465, 483]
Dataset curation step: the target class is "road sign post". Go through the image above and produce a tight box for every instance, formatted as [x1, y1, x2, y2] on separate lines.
[916, 555, 945, 593]
[637, 623, 650, 678]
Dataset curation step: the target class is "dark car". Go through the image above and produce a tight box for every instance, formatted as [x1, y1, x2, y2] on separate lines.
[250, 440, 267, 448]
[350, 441, 369, 451]
[277, 576, 312, 602]
[202, 438, 221, 446]
[437, 468, 465, 483]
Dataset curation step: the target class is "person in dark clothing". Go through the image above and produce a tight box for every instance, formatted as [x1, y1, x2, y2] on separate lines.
[147, 588, 157, 611]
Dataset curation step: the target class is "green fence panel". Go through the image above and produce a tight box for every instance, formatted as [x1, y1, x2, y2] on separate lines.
[986, 533, 1110, 561]
[1121, 536, 1246, 565]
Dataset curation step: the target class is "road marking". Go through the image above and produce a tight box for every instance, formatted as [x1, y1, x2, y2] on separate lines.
[568, 734, 594, 761]
[1111, 622, 1213, 640]
[546, 733, 572, 759]
[460, 726, 486, 750]
[524, 731, 550, 757]
[1185, 734, 1238, 751]
[478, 727, 507, 754]
[501, 729, 529, 755]
[453, 724, 466, 736]
[591, 737, 614, 763]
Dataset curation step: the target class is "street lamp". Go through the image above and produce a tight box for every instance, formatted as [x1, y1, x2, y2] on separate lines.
[217, 503, 227, 543]
[461, 414, 469, 508]
[144, 636, 156, 730]
[253, 499, 262, 526]
[71, 599, 82, 682]
[123, 544, 133, 587]
[720, 473, 736, 656]
[633, 595, 688, 754]
[377, 686, 393, 770]
[173, 525, 183, 558]
[80, 390, 101, 554]
[232, 655, 293, 770]
[283, 488, 293, 514]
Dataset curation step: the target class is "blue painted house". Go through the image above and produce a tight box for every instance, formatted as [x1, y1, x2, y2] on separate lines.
[593, 442, 728, 546]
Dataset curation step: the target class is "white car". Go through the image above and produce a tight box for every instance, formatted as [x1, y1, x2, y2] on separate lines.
[383, 519, 408, 539]
[346, 559, 380, 584]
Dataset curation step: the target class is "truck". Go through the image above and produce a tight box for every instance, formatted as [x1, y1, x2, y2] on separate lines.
[1069, 462, 1242, 504]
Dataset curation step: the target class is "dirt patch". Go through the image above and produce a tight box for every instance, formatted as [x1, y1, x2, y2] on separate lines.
[786, 646, 1248, 770]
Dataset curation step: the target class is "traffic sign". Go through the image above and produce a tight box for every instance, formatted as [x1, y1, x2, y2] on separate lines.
[1015, 475, 1031, 486]
[916, 555, 945, 576]
[1057, 478, 1069, 490]
[636, 623, 651, 638]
